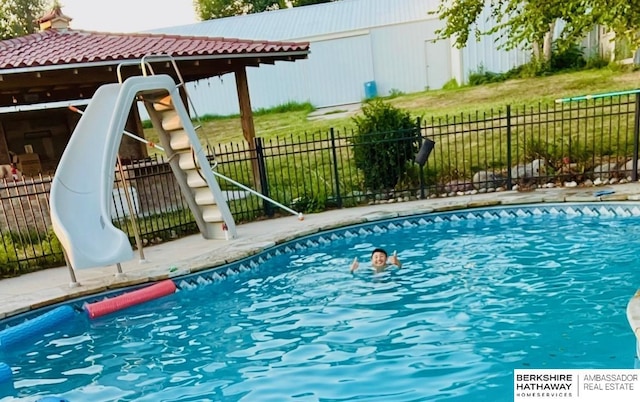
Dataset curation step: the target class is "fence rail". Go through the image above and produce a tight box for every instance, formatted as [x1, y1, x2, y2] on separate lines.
[2, 93, 639, 276]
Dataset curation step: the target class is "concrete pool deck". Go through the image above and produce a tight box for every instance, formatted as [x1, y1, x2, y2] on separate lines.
[1, 184, 640, 347]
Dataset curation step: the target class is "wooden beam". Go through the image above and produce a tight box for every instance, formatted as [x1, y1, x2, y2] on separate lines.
[234, 67, 261, 190]
[234, 68, 256, 144]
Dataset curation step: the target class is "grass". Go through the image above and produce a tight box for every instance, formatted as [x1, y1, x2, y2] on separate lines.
[143, 66, 640, 153]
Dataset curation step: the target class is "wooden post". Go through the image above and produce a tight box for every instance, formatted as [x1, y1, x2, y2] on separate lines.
[0, 123, 11, 165]
[234, 67, 261, 191]
[120, 105, 147, 161]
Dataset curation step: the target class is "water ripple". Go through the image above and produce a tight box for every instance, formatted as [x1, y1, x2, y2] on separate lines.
[3, 213, 640, 401]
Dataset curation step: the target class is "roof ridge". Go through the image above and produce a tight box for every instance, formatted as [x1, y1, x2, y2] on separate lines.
[0, 28, 309, 70]
[48, 28, 309, 46]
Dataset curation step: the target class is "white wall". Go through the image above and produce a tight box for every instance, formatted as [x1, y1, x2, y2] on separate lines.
[177, 17, 530, 117]
[369, 19, 448, 95]
[459, 5, 529, 82]
[301, 34, 374, 107]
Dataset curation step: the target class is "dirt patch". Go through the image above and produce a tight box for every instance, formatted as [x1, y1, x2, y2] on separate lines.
[307, 103, 362, 121]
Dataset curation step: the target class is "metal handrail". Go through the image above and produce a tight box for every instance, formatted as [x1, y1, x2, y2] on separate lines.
[116, 60, 153, 84]
[138, 54, 207, 140]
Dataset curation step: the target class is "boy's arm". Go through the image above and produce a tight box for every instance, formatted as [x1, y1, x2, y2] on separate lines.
[390, 251, 402, 268]
[350, 257, 359, 272]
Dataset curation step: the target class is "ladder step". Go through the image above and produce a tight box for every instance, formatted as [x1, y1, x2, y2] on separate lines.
[162, 111, 183, 131]
[169, 130, 191, 150]
[195, 187, 217, 205]
[186, 170, 207, 188]
[153, 95, 173, 111]
[202, 205, 223, 222]
[178, 152, 199, 170]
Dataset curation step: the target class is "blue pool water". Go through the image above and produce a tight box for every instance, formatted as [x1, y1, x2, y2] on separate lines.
[1, 205, 640, 401]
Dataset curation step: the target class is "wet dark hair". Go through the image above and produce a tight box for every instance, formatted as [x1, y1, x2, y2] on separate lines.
[371, 248, 388, 257]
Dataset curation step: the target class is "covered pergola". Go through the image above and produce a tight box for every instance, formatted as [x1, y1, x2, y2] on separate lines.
[0, 7, 309, 172]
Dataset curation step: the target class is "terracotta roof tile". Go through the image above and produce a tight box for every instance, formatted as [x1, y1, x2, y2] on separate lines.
[0, 29, 309, 69]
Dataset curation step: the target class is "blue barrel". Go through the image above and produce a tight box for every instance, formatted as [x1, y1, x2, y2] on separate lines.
[364, 81, 378, 99]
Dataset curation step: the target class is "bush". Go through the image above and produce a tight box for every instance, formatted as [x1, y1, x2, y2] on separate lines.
[387, 88, 405, 99]
[350, 100, 419, 192]
[467, 65, 507, 86]
[442, 78, 460, 90]
[550, 42, 586, 71]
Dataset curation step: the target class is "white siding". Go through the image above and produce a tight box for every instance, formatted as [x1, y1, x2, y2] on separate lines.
[187, 76, 238, 117]
[153, 0, 441, 42]
[153, 0, 543, 116]
[460, 6, 529, 81]
[369, 20, 446, 95]
[303, 34, 374, 107]
[186, 60, 311, 117]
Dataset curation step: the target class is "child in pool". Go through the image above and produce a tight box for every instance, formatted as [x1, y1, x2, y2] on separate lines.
[350, 248, 401, 273]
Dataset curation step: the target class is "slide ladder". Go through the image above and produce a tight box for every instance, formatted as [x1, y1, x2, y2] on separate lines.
[143, 92, 237, 240]
[51, 73, 236, 270]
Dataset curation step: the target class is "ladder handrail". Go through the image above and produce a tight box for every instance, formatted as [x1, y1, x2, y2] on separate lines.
[208, 163, 304, 221]
[136, 54, 210, 148]
[140, 54, 185, 85]
[116, 60, 154, 84]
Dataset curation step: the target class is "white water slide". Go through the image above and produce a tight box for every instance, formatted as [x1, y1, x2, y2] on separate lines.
[51, 75, 237, 270]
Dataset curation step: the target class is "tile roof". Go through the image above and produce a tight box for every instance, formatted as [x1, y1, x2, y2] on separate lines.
[0, 29, 309, 70]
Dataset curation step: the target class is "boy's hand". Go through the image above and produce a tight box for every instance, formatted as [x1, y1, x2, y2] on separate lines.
[390, 251, 401, 268]
[350, 257, 359, 272]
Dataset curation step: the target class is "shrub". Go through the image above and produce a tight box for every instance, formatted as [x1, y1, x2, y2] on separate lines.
[468, 65, 505, 86]
[550, 42, 586, 71]
[442, 78, 459, 90]
[350, 100, 419, 192]
[387, 88, 405, 99]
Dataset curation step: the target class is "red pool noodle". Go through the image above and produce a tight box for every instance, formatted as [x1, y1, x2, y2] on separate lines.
[85, 279, 176, 319]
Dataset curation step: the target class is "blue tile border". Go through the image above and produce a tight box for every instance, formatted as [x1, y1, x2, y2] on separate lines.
[173, 201, 640, 290]
[4, 201, 640, 326]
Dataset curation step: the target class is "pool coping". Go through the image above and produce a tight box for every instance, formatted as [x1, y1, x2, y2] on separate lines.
[1, 183, 640, 352]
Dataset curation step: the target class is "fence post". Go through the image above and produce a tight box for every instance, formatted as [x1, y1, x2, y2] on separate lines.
[633, 93, 640, 182]
[255, 137, 273, 217]
[415, 117, 426, 199]
[506, 105, 513, 190]
[329, 127, 343, 208]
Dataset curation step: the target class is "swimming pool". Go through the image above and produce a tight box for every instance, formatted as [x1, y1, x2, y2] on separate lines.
[1, 203, 639, 401]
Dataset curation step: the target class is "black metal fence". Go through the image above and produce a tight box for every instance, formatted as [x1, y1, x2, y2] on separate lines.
[2, 93, 639, 275]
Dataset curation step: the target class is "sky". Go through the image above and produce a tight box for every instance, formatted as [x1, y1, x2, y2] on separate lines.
[59, 0, 200, 33]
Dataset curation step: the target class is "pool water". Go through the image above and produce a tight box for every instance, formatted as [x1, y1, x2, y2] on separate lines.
[2, 208, 640, 401]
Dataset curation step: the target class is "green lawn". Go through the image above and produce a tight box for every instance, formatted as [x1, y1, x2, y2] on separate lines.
[144, 67, 640, 154]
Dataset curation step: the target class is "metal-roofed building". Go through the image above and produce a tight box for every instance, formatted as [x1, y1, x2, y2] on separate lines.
[152, 0, 529, 116]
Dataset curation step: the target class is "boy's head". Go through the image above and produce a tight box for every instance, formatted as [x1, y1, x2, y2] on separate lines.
[370, 248, 388, 268]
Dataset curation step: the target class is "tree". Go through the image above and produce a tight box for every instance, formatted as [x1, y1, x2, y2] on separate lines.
[195, 0, 339, 20]
[576, 1, 640, 55]
[434, 0, 640, 64]
[0, 0, 48, 39]
[433, 0, 581, 63]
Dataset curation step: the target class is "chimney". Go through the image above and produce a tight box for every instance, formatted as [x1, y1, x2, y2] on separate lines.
[37, 6, 72, 31]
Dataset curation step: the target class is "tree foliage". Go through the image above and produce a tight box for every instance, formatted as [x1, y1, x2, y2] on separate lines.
[582, 1, 640, 53]
[350, 100, 419, 192]
[195, 0, 338, 20]
[432, 0, 640, 63]
[0, 0, 48, 39]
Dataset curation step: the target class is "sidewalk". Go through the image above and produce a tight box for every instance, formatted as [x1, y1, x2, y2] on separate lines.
[1, 184, 640, 320]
